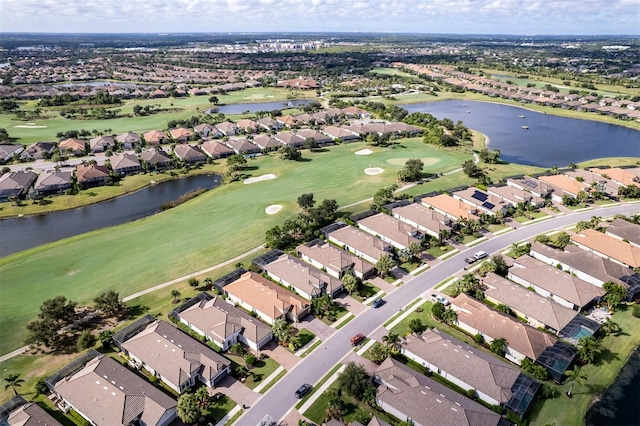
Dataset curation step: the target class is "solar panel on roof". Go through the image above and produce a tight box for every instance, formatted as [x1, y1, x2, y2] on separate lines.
[483, 202, 495, 210]
[523, 179, 538, 188]
[471, 190, 488, 202]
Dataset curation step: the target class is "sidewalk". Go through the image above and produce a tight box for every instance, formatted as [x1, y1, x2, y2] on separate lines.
[253, 365, 285, 393]
[297, 365, 346, 414]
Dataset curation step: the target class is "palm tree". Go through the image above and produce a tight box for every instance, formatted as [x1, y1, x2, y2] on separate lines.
[600, 318, 620, 336]
[203, 277, 213, 291]
[194, 386, 210, 409]
[382, 332, 400, 353]
[3, 373, 24, 396]
[171, 290, 181, 303]
[440, 308, 458, 326]
[565, 366, 587, 398]
[177, 393, 201, 424]
[376, 254, 396, 278]
[577, 336, 602, 364]
[490, 337, 508, 357]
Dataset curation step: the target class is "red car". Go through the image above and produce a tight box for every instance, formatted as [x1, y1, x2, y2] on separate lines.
[351, 333, 365, 346]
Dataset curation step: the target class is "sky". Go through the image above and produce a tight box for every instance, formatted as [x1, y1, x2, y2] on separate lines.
[0, 0, 638, 35]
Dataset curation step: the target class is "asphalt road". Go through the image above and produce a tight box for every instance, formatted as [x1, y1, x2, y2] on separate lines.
[239, 203, 640, 425]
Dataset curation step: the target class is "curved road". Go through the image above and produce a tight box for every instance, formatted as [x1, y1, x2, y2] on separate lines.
[239, 203, 640, 425]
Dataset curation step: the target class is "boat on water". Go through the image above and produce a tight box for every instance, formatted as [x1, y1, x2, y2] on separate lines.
[519, 115, 525, 118]
[522, 125, 529, 130]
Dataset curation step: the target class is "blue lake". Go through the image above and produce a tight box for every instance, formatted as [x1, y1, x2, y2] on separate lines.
[401, 100, 640, 167]
[0, 174, 221, 257]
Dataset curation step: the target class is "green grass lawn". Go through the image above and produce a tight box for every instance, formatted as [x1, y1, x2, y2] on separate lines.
[319, 303, 350, 326]
[294, 328, 316, 349]
[2, 87, 317, 145]
[528, 305, 640, 426]
[0, 138, 472, 355]
[425, 244, 455, 258]
[202, 393, 237, 424]
[226, 354, 281, 390]
[350, 282, 381, 303]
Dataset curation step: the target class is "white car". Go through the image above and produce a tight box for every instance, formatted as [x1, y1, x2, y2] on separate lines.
[431, 294, 450, 306]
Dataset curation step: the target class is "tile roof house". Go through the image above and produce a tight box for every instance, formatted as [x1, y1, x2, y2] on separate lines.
[508, 254, 606, 310]
[256, 117, 283, 131]
[252, 135, 282, 151]
[325, 223, 394, 264]
[224, 138, 260, 155]
[193, 123, 223, 139]
[254, 250, 344, 300]
[564, 169, 620, 198]
[76, 163, 110, 187]
[58, 138, 86, 156]
[390, 201, 453, 238]
[110, 153, 142, 175]
[47, 351, 177, 426]
[19, 142, 56, 161]
[486, 184, 546, 208]
[173, 144, 207, 164]
[295, 129, 333, 145]
[297, 238, 375, 280]
[0, 144, 24, 162]
[0, 395, 63, 426]
[224, 271, 310, 324]
[505, 176, 554, 199]
[606, 218, 640, 248]
[590, 167, 640, 188]
[143, 130, 168, 145]
[113, 317, 231, 394]
[89, 135, 115, 153]
[374, 358, 502, 426]
[538, 174, 590, 203]
[139, 148, 173, 170]
[529, 241, 639, 291]
[452, 187, 510, 216]
[201, 141, 234, 159]
[451, 293, 557, 365]
[116, 132, 141, 150]
[274, 131, 305, 147]
[419, 193, 480, 221]
[235, 119, 258, 134]
[171, 292, 273, 351]
[481, 272, 577, 334]
[357, 212, 423, 250]
[321, 126, 360, 142]
[32, 170, 72, 196]
[169, 127, 193, 143]
[400, 328, 523, 407]
[570, 229, 640, 269]
[0, 170, 38, 201]
[215, 122, 237, 136]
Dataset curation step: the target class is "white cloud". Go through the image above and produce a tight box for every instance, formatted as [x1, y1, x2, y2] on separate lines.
[0, 0, 636, 34]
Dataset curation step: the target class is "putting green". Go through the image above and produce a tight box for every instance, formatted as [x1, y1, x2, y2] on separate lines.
[385, 157, 441, 166]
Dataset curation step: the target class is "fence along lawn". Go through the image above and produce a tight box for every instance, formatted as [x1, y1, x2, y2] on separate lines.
[0, 138, 471, 355]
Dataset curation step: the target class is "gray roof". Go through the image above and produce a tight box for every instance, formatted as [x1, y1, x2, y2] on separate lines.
[607, 218, 640, 247]
[0, 170, 37, 198]
[51, 354, 176, 426]
[175, 293, 272, 347]
[375, 358, 501, 426]
[261, 252, 343, 298]
[401, 328, 521, 404]
[33, 170, 72, 192]
[113, 318, 230, 390]
[297, 239, 375, 277]
[482, 272, 578, 332]
[1, 395, 62, 426]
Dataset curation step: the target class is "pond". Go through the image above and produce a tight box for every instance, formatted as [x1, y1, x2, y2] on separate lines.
[0, 174, 221, 258]
[401, 100, 640, 167]
[206, 99, 316, 115]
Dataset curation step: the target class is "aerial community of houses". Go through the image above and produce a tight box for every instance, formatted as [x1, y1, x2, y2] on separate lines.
[0, 105, 426, 201]
[4, 168, 638, 426]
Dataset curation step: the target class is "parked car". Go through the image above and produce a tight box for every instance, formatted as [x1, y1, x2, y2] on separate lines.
[430, 294, 450, 306]
[371, 297, 385, 308]
[351, 333, 365, 346]
[294, 383, 312, 399]
[465, 250, 488, 264]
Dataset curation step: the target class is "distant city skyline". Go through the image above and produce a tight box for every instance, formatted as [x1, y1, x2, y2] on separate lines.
[1, 0, 638, 35]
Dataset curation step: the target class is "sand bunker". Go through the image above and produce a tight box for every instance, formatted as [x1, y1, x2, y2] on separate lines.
[14, 125, 47, 129]
[365, 167, 384, 176]
[265, 204, 283, 215]
[244, 173, 276, 184]
[355, 149, 373, 155]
